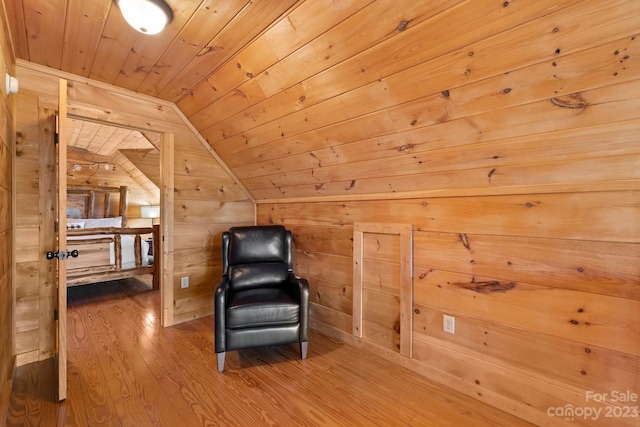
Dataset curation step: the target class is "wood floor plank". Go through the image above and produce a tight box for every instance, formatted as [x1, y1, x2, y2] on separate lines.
[6, 276, 535, 426]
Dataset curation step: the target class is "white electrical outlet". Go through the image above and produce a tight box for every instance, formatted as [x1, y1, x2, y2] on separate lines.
[181, 276, 189, 289]
[443, 314, 455, 334]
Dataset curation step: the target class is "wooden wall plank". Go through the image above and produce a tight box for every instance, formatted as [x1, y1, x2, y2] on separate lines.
[362, 291, 400, 333]
[249, 157, 640, 201]
[287, 224, 353, 258]
[410, 336, 637, 427]
[362, 259, 400, 296]
[413, 231, 640, 300]
[362, 319, 400, 353]
[233, 119, 640, 182]
[296, 251, 352, 286]
[413, 305, 638, 393]
[173, 200, 254, 225]
[220, 110, 396, 170]
[174, 176, 248, 202]
[308, 277, 353, 316]
[413, 268, 640, 356]
[173, 145, 247, 179]
[3, 0, 27, 59]
[240, 82, 640, 193]
[172, 223, 229, 249]
[207, 1, 638, 170]
[310, 303, 352, 334]
[14, 227, 38, 263]
[12, 75, 42, 365]
[260, 191, 640, 242]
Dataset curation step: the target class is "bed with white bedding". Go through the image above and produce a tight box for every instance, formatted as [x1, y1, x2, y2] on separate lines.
[65, 186, 159, 288]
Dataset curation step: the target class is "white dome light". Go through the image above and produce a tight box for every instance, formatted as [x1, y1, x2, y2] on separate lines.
[117, 0, 173, 35]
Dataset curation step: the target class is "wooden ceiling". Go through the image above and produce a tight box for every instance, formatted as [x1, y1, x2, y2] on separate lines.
[5, 0, 297, 101]
[6, 0, 639, 201]
[66, 118, 160, 202]
[67, 118, 158, 157]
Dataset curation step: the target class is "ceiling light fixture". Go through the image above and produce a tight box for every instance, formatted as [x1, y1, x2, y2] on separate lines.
[117, 0, 173, 35]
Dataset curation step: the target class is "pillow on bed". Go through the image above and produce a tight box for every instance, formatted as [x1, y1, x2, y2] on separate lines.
[66, 207, 83, 219]
[84, 216, 123, 229]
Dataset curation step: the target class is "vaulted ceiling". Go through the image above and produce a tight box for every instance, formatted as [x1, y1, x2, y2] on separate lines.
[6, 0, 638, 201]
[66, 118, 160, 203]
[67, 118, 158, 157]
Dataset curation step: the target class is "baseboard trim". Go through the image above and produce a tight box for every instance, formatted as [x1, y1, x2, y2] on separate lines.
[308, 320, 552, 427]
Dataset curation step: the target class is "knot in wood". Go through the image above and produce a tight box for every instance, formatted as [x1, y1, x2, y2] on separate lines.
[551, 93, 588, 109]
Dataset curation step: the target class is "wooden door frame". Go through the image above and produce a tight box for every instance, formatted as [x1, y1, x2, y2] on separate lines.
[55, 79, 68, 401]
[52, 82, 175, 398]
[353, 222, 413, 358]
[60, 109, 174, 327]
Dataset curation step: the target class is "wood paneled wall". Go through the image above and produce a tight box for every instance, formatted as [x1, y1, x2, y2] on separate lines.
[0, 0, 16, 416]
[13, 83, 54, 366]
[13, 62, 254, 365]
[170, 129, 254, 323]
[258, 187, 639, 426]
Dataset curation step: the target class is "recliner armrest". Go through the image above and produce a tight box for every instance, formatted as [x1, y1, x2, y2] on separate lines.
[286, 273, 310, 342]
[214, 278, 231, 353]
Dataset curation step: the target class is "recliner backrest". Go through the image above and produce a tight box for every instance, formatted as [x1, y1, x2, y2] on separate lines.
[223, 225, 294, 292]
[228, 262, 289, 292]
[228, 226, 288, 265]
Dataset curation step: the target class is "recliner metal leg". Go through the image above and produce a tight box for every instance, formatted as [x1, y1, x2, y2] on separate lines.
[300, 341, 308, 360]
[217, 352, 226, 373]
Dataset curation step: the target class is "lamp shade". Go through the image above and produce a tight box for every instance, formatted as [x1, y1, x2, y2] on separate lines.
[117, 0, 173, 34]
[140, 205, 160, 219]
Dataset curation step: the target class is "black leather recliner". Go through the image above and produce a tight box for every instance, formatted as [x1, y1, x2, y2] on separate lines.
[214, 225, 309, 372]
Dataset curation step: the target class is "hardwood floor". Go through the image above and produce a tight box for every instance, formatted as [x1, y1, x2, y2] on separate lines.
[6, 277, 535, 426]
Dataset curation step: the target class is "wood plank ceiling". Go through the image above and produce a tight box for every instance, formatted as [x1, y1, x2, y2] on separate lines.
[65, 118, 160, 201]
[6, 0, 639, 201]
[67, 118, 158, 157]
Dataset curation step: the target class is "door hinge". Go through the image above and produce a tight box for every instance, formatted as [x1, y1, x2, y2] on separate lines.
[54, 221, 58, 232]
[54, 114, 59, 144]
[54, 308, 58, 321]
